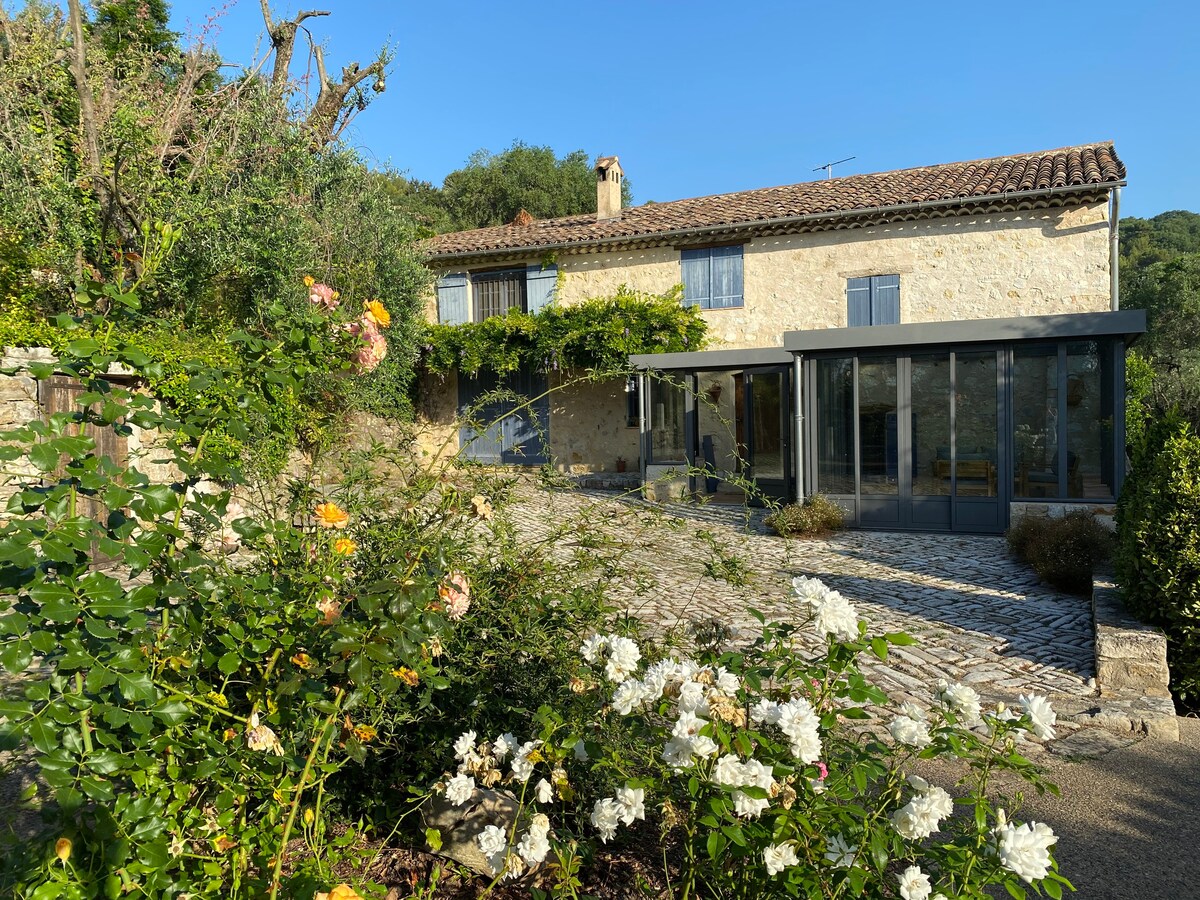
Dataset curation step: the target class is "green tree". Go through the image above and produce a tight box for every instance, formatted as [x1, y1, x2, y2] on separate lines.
[91, 0, 177, 65]
[0, 1, 428, 428]
[441, 141, 634, 230]
[1123, 253, 1200, 427]
[1119, 210, 1200, 272]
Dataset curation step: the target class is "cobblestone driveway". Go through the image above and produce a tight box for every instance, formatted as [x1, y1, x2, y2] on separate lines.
[508, 485, 1097, 716]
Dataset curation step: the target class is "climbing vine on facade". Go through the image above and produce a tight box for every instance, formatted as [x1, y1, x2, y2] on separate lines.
[420, 285, 707, 376]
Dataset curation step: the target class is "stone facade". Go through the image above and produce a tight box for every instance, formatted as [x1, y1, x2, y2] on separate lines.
[0, 348, 185, 508]
[421, 200, 1113, 470]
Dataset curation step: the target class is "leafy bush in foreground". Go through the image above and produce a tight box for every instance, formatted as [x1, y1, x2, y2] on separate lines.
[1115, 411, 1200, 705]
[1006, 511, 1113, 595]
[765, 495, 846, 538]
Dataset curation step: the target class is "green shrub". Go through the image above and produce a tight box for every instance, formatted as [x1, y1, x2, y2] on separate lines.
[1006, 511, 1113, 594]
[764, 495, 846, 537]
[1115, 412, 1200, 705]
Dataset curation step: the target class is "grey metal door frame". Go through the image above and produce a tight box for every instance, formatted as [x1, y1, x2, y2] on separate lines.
[803, 347, 1008, 533]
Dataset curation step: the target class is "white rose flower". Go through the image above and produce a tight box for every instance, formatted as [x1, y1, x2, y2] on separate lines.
[534, 778, 553, 804]
[511, 740, 541, 783]
[689, 734, 719, 759]
[763, 842, 799, 876]
[573, 739, 589, 762]
[778, 699, 822, 763]
[661, 736, 695, 769]
[612, 678, 648, 715]
[715, 667, 741, 695]
[937, 679, 982, 726]
[453, 730, 478, 762]
[813, 590, 860, 641]
[889, 715, 932, 748]
[792, 575, 829, 604]
[516, 829, 550, 866]
[732, 789, 768, 818]
[580, 634, 607, 663]
[824, 833, 857, 867]
[516, 814, 551, 866]
[604, 636, 642, 682]
[1018, 693, 1057, 741]
[711, 754, 746, 786]
[995, 820, 1057, 883]
[750, 698, 782, 725]
[892, 781, 955, 839]
[444, 773, 475, 807]
[477, 824, 508, 873]
[677, 680, 710, 714]
[898, 865, 932, 900]
[591, 797, 621, 842]
[672, 709, 706, 740]
[641, 672, 668, 702]
[492, 732, 517, 761]
[898, 701, 928, 722]
[615, 784, 645, 824]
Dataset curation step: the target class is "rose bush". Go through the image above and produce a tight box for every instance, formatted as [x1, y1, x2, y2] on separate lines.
[428, 579, 1073, 900]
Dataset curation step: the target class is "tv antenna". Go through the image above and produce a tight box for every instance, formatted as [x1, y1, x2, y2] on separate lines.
[813, 156, 856, 179]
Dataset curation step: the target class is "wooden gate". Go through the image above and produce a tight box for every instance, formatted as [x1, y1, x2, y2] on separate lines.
[40, 375, 130, 563]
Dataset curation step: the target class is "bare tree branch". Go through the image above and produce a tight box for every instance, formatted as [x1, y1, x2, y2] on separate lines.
[259, 1, 329, 88]
[302, 39, 387, 148]
[66, 0, 134, 246]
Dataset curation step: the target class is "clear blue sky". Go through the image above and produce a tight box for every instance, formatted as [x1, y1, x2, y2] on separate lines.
[167, 0, 1199, 219]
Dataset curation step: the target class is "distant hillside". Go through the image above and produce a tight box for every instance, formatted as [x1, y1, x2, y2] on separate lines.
[1120, 210, 1200, 270]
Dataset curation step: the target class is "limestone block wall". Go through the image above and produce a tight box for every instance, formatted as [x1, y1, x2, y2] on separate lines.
[548, 376, 640, 473]
[0, 348, 184, 506]
[411, 370, 461, 464]
[0, 349, 48, 503]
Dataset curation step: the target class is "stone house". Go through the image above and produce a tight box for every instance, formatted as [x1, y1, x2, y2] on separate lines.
[420, 142, 1143, 533]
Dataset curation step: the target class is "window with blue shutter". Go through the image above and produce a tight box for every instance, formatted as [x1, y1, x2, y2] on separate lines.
[525, 263, 558, 314]
[846, 274, 900, 326]
[436, 273, 469, 325]
[681, 245, 743, 309]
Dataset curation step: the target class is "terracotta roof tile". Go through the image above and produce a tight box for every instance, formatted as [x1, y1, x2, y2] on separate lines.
[425, 142, 1124, 259]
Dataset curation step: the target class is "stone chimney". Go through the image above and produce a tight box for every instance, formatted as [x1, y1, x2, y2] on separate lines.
[595, 156, 623, 221]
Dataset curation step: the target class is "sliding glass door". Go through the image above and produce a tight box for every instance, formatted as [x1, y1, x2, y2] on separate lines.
[809, 350, 1005, 532]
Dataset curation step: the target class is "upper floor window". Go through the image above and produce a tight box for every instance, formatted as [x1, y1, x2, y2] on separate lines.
[681, 245, 743, 309]
[436, 264, 558, 325]
[847, 274, 900, 326]
[473, 269, 527, 320]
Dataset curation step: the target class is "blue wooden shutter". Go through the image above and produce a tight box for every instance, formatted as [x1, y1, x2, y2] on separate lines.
[680, 249, 710, 308]
[709, 245, 743, 308]
[436, 273, 469, 325]
[870, 275, 900, 325]
[525, 263, 558, 315]
[847, 276, 871, 326]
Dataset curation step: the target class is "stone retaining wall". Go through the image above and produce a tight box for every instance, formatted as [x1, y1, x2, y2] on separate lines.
[1090, 571, 1178, 740]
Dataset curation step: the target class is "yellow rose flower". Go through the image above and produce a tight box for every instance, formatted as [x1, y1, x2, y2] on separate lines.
[314, 502, 349, 529]
[363, 299, 390, 329]
[55, 837, 71, 864]
[315, 886, 363, 900]
[391, 666, 420, 687]
[333, 537, 357, 556]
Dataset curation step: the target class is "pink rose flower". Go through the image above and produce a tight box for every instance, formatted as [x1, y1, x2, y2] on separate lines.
[309, 282, 340, 311]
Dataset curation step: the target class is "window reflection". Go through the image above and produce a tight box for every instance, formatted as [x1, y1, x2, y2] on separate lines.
[815, 358, 855, 494]
[649, 375, 686, 463]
